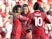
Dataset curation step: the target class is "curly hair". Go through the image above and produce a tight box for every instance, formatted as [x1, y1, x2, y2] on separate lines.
[12, 5, 21, 12]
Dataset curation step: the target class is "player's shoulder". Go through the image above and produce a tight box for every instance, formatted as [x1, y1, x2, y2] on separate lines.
[41, 12, 46, 16]
[33, 10, 41, 14]
[34, 10, 46, 16]
[29, 10, 46, 15]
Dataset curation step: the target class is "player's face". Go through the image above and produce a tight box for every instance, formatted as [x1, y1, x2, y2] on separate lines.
[16, 8, 21, 13]
[14, 8, 21, 18]
[23, 7, 28, 14]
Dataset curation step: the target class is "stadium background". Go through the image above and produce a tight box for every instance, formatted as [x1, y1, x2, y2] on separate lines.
[0, 0, 52, 39]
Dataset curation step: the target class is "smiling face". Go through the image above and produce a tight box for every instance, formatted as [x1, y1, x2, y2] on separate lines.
[16, 7, 21, 13]
[13, 5, 21, 18]
[23, 7, 29, 14]
[14, 7, 21, 17]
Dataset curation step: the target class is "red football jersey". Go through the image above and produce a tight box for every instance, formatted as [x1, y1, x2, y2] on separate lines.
[29, 10, 50, 26]
[28, 10, 50, 34]
[11, 18, 22, 39]
[20, 13, 31, 35]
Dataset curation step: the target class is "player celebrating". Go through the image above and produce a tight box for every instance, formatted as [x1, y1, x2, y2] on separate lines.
[11, 5, 22, 39]
[21, 4, 32, 39]
[10, 4, 31, 39]
[28, 2, 50, 39]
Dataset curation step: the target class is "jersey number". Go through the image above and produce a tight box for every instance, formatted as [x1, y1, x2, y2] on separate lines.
[34, 17, 43, 26]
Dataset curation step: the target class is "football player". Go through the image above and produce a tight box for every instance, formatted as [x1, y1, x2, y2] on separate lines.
[11, 5, 22, 39]
[21, 4, 32, 39]
[28, 2, 50, 39]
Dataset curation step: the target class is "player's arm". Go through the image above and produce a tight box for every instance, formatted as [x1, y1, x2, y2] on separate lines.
[19, 15, 29, 21]
[45, 14, 50, 23]
[19, 15, 31, 24]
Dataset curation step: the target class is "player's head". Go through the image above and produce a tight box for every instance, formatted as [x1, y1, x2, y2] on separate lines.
[23, 4, 29, 14]
[12, 5, 21, 18]
[33, 2, 44, 12]
[13, 5, 21, 13]
[33, 2, 39, 10]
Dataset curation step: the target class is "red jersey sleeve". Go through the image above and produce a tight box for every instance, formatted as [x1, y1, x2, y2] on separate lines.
[44, 13, 50, 23]
[13, 18, 22, 39]
[27, 13, 32, 24]
[13, 18, 22, 34]
[19, 15, 29, 21]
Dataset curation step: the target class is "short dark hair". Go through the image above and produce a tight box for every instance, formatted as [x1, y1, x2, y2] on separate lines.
[23, 4, 28, 7]
[33, 2, 39, 10]
[12, 5, 21, 12]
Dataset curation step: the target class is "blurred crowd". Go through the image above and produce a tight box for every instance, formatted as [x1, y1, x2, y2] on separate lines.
[0, 0, 52, 39]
